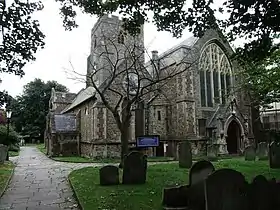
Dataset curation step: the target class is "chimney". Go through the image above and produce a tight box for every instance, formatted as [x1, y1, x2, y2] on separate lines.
[151, 50, 159, 61]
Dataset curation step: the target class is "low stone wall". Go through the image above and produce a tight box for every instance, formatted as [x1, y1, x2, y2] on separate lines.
[48, 133, 79, 157]
[80, 142, 136, 158]
[166, 140, 207, 158]
[60, 142, 79, 156]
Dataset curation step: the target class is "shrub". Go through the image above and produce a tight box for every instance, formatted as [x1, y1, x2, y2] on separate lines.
[0, 125, 19, 146]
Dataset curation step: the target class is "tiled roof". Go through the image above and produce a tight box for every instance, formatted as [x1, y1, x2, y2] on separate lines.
[157, 36, 198, 59]
[61, 86, 96, 113]
[53, 92, 76, 104]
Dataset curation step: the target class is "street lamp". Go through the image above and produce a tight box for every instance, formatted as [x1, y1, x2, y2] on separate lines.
[6, 108, 12, 161]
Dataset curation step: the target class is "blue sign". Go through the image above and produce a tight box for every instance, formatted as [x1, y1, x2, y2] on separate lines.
[136, 135, 160, 147]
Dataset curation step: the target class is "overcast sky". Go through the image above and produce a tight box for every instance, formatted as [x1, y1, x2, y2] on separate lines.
[2, 1, 202, 98]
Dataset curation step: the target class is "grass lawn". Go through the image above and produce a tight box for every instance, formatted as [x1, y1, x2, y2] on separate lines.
[8, 151, 19, 157]
[36, 144, 47, 154]
[69, 159, 280, 210]
[0, 162, 14, 195]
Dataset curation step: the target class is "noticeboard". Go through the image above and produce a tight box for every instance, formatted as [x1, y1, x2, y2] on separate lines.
[136, 135, 160, 148]
[54, 115, 77, 132]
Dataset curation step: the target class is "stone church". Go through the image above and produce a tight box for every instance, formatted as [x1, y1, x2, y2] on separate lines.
[45, 14, 254, 158]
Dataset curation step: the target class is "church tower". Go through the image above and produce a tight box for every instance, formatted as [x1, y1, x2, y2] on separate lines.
[86, 15, 144, 88]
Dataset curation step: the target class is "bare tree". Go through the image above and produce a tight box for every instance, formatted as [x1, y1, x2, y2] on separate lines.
[67, 32, 197, 164]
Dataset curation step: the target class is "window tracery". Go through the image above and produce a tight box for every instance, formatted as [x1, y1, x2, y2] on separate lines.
[199, 42, 232, 107]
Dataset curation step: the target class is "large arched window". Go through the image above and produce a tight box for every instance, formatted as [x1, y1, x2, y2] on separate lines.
[199, 42, 232, 107]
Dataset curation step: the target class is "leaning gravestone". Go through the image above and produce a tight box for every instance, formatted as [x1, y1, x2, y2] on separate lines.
[178, 141, 192, 168]
[269, 141, 280, 168]
[122, 151, 147, 185]
[99, 165, 119, 186]
[244, 145, 256, 161]
[204, 168, 248, 210]
[0, 144, 8, 164]
[257, 142, 268, 160]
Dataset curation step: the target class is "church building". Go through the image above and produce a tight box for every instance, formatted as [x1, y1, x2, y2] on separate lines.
[45, 15, 254, 158]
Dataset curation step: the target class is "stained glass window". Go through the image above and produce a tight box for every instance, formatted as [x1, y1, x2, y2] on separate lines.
[199, 42, 232, 107]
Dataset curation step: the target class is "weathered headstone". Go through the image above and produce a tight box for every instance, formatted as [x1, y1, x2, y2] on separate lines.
[269, 141, 280, 168]
[189, 160, 215, 186]
[162, 184, 189, 209]
[244, 145, 256, 161]
[99, 165, 119, 186]
[204, 168, 248, 210]
[178, 141, 192, 168]
[122, 151, 147, 185]
[247, 175, 272, 210]
[257, 142, 268, 160]
[0, 144, 8, 164]
[207, 144, 218, 159]
[187, 160, 215, 210]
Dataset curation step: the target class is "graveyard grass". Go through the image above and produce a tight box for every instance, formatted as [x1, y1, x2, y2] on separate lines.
[0, 162, 14, 195]
[9, 151, 19, 157]
[69, 158, 280, 210]
[36, 144, 47, 154]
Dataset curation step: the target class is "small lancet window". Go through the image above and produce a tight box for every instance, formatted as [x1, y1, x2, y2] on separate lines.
[94, 35, 97, 48]
[118, 31, 125, 44]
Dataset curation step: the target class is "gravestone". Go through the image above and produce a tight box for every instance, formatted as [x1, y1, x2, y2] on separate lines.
[0, 144, 8, 164]
[244, 145, 256, 161]
[187, 160, 215, 210]
[204, 168, 248, 210]
[247, 175, 272, 210]
[162, 184, 189, 209]
[257, 142, 268, 160]
[189, 160, 215, 186]
[269, 141, 280, 168]
[178, 141, 192, 168]
[122, 151, 147, 185]
[99, 165, 119, 186]
[207, 144, 218, 159]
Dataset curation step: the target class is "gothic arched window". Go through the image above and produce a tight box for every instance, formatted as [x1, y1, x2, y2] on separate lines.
[199, 42, 232, 107]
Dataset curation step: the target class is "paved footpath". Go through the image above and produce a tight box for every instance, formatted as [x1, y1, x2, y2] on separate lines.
[0, 147, 102, 210]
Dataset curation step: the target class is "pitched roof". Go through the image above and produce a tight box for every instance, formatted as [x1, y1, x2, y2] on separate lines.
[61, 86, 96, 113]
[158, 36, 198, 59]
[53, 91, 77, 104]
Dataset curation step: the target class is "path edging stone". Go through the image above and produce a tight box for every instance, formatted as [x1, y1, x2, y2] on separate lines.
[68, 175, 83, 210]
[0, 162, 15, 198]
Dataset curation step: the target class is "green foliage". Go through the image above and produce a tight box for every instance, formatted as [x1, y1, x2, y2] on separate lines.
[56, 0, 279, 62]
[0, 162, 15, 195]
[240, 49, 280, 105]
[0, 0, 45, 76]
[0, 0, 45, 106]
[0, 125, 19, 146]
[10, 78, 68, 137]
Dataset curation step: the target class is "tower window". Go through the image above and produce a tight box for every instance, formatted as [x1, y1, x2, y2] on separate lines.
[198, 119, 206, 136]
[157, 111, 161, 121]
[118, 31, 125, 44]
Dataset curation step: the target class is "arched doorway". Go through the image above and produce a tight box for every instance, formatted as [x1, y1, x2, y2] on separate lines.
[226, 120, 241, 154]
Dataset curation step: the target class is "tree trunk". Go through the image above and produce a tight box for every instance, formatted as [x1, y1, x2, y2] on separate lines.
[119, 97, 131, 168]
[251, 103, 263, 145]
[119, 128, 129, 168]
